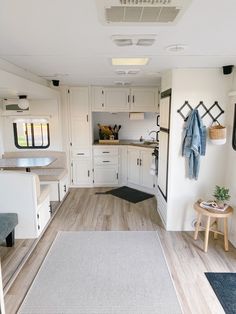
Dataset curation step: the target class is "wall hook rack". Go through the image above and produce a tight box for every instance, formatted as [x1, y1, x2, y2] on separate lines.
[177, 101, 224, 123]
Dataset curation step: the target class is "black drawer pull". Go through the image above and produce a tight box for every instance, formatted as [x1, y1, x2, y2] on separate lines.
[77, 153, 85, 155]
[102, 151, 110, 154]
[103, 160, 110, 163]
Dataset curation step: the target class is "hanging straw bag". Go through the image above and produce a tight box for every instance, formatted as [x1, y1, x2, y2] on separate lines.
[209, 122, 226, 145]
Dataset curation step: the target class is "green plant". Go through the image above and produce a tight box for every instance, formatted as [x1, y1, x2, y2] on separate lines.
[213, 185, 230, 202]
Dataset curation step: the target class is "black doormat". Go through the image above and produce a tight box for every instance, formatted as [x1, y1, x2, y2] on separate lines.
[205, 272, 236, 314]
[96, 186, 154, 203]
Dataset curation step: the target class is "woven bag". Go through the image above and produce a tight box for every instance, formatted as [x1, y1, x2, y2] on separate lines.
[209, 124, 226, 140]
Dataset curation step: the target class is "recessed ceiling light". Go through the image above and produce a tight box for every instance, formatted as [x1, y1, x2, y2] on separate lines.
[112, 58, 149, 66]
[115, 69, 140, 75]
[166, 44, 187, 53]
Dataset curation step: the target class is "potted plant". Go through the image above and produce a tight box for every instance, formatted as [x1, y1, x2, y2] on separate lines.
[213, 185, 230, 208]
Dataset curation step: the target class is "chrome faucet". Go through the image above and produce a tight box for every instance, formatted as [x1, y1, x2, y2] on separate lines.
[148, 130, 157, 142]
[148, 130, 159, 142]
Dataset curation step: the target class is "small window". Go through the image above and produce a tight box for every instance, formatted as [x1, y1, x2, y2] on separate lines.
[13, 118, 50, 149]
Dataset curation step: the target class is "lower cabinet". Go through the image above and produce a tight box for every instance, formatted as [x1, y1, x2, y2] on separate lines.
[93, 146, 119, 186]
[127, 147, 154, 190]
[37, 195, 51, 236]
[72, 158, 92, 186]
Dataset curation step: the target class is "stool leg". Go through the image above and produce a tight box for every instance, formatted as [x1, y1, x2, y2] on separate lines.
[194, 213, 202, 240]
[204, 216, 211, 252]
[214, 218, 218, 240]
[224, 218, 229, 251]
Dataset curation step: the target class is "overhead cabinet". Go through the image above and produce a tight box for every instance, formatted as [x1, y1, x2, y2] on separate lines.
[92, 87, 158, 112]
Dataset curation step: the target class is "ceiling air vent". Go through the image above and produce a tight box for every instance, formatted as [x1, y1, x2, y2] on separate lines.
[96, 0, 191, 25]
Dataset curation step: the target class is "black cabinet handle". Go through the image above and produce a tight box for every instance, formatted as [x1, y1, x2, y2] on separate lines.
[77, 153, 85, 155]
[128, 95, 130, 103]
[140, 159, 142, 166]
[137, 158, 139, 165]
[133, 95, 135, 103]
[102, 151, 110, 154]
[64, 184, 66, 192]
[88, 170, 90, 177]
[103, 161, 110, 163]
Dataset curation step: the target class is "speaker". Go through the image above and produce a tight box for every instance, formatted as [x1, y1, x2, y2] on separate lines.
[222, 65, 234, 75]
[52, 80, 60, 86]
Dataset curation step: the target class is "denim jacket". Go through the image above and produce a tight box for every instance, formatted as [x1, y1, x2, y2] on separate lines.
[182, 109, 206, 179]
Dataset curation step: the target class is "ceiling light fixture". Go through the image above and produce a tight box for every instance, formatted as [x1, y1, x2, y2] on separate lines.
[112, 58, 149, 66]
[18, 95, 29, 110]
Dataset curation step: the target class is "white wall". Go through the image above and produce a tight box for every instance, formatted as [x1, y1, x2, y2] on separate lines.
[1, 99, 62, 152]
[92, 112, 159, 141]
[166, 68, 231, 231]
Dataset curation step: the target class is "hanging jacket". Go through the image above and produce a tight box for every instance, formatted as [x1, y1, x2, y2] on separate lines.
[182, 109, 206, 179]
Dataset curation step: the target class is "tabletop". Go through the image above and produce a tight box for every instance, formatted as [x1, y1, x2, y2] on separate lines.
[0, 157, 56, 169]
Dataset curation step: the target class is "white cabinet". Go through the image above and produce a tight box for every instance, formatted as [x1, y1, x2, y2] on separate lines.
[127, 147, 154, 190]
[93, 146, 119, 186]
[37, 196, 51, 235]
[92, 86, 158, 112]
[92, 87, 129, 112]
[69, 87, 92, 186]
[72, 158, 92, 186]
[130, 88, 158, 112]
[59, 174, 69, 201]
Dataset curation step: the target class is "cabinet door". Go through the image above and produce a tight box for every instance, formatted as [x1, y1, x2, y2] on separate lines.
[127, 148, 140, 185]
[92, 87, 105, 111]
[105, 88, 130, 112]
[140, 150, 154, 189]
[72, 158, 92, 186]
[158, 131, 169, 200]
[130, 88, 158, 112]
[59, 174, 69, 201]
[94, 166, 118, 185]
[69, 87, 91, 150]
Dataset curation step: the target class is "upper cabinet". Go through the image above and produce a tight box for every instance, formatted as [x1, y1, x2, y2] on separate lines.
[92, 86, 158, 113]
[130, 88, 158, 112]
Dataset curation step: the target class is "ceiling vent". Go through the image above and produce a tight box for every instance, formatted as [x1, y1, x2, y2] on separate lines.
[112, 34, 156, 46]
[115, 69, 140, 75]
[96, 0, 191, 25]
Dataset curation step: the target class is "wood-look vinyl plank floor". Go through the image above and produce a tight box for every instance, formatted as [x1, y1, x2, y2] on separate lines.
[2, 188, 236, 314]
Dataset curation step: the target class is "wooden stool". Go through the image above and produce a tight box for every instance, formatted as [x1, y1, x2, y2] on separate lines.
[193, 201, 233, 252]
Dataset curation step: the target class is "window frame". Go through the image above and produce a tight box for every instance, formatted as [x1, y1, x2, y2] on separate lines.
[13, 121, 50, 149]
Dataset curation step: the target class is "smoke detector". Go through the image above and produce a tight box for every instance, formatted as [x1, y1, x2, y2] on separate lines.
[112, 34, 156, 46]
[166, 44, 187, 52]
[96, 0, 192, 25]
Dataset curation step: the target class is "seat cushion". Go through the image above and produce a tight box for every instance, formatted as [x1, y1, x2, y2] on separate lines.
[0, 213, 18, 241]
[37, 184, 50, 206]
[36, 169, 68, 182]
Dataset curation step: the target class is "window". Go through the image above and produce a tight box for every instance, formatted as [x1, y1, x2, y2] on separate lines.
[13, 119, 50, 149]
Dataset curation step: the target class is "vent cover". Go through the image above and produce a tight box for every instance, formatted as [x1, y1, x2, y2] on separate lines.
[96, 0, 191, 24]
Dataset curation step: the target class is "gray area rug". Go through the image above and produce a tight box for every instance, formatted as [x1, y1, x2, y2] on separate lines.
[18, 231, 182, 314]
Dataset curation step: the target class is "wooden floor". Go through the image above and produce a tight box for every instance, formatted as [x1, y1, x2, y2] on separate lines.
[2, 187, 236, 314]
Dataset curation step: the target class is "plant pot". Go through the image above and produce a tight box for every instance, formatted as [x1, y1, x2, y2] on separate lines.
[217, 201, 225, 209]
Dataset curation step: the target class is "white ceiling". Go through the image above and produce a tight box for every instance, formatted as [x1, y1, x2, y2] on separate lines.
[0, 0, 236, 86]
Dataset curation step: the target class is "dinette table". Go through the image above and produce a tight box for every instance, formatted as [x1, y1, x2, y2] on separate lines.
[0, 157, 56, 172]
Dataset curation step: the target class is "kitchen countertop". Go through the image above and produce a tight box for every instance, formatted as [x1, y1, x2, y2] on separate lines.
[93, 140, 158, 149]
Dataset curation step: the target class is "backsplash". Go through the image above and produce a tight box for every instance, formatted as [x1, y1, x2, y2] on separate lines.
[92, 112, 159, 141]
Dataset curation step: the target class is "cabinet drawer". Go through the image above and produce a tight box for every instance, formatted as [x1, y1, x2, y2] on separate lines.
[94, 156, 118, 165]
[73, 148, 91, 158]
[93, 147, 118, 156]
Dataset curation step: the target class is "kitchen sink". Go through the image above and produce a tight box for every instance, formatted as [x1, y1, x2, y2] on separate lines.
[132, 141, 158, 147]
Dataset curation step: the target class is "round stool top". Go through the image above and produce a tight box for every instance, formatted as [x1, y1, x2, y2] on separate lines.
[194, 201, 233, 218]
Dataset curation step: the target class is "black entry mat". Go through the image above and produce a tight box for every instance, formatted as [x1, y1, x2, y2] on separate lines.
[205, 272, 236, 314]
[96, 186, 154, 203]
